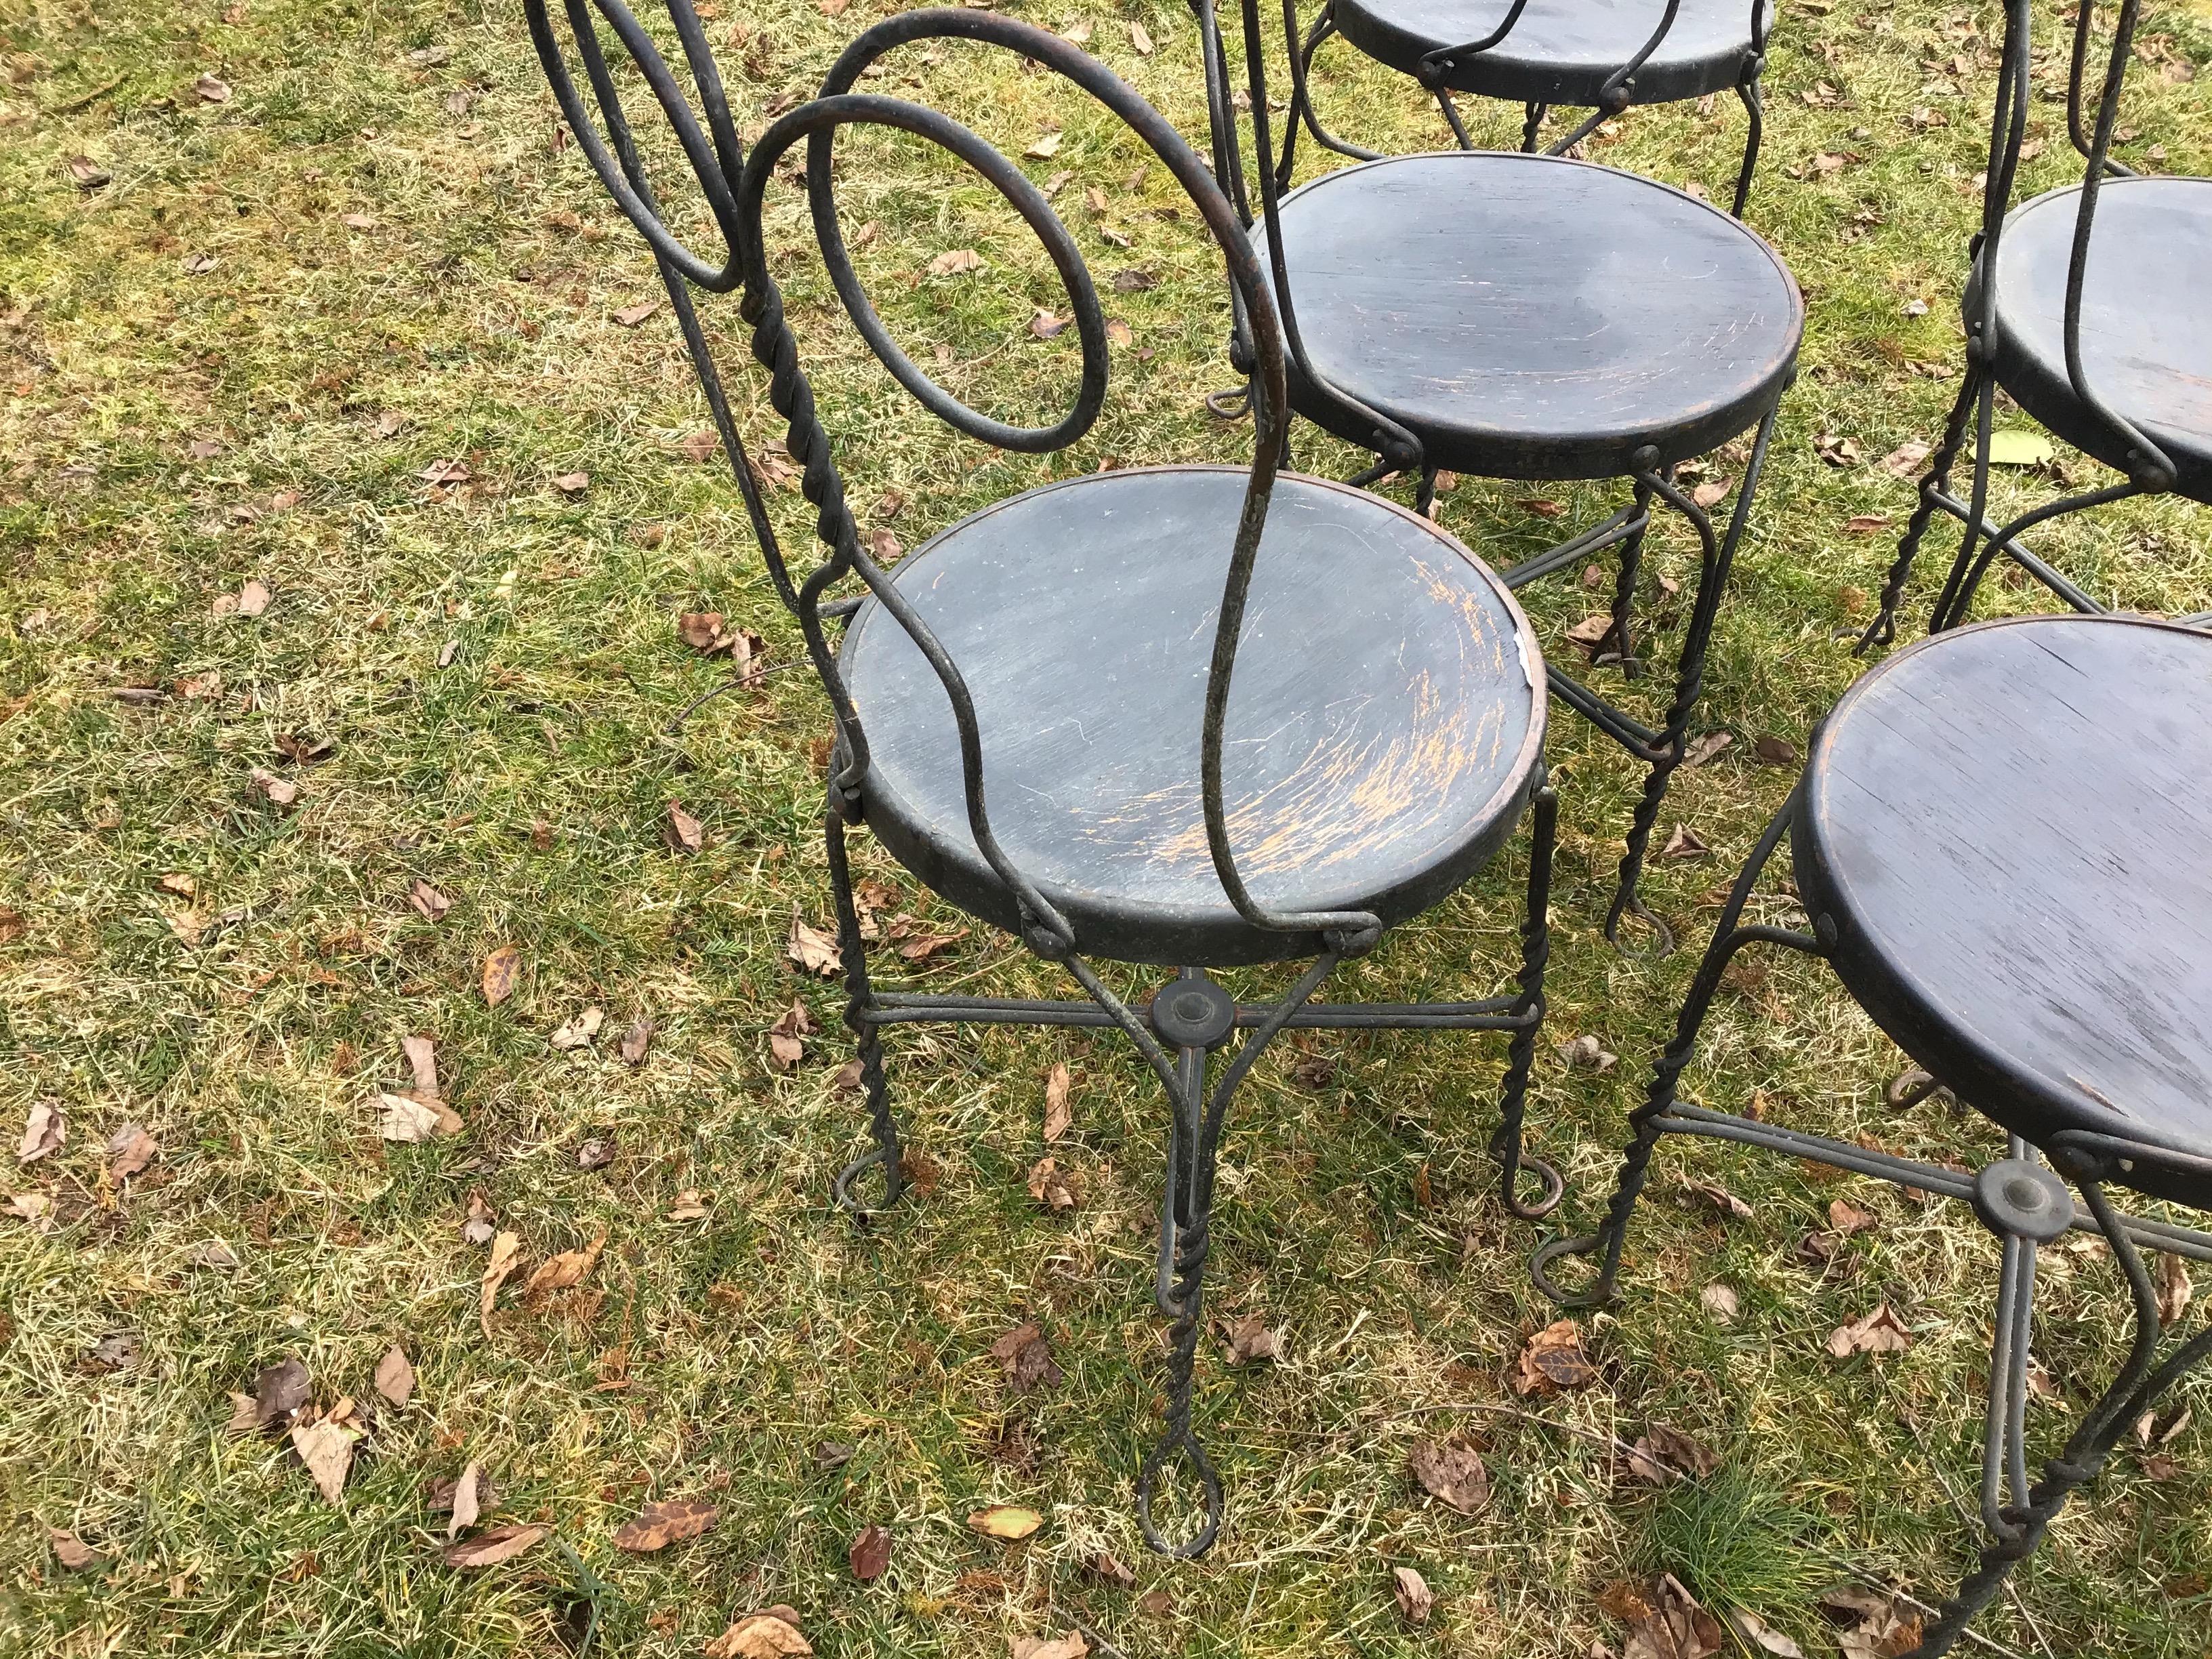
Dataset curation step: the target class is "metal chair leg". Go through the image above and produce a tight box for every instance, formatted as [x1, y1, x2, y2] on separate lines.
[1860, 367, 1983, 654]
[826, 804, 906, 1221]
[1492, 775, 1566, 1220]
[1596, 476, 1657, 673]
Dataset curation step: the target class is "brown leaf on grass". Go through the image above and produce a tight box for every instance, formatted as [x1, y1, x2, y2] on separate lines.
[619, 1016, 653, 1065]
[291, 1418, 360, 1504]
[1878, 439, 1933, 478]
[1826, 1303, 1911, 1358]
[968, 1504, 1044, 1540]
[1559, 1033, 1618, 1071]
[480, 1230, 522, 1334]
[788, 907, 842, 977]
[1026, 1156, 1080, 1212]
[1685, 731, 1734, 767]
[678, 611, 733, 653]
[254, 1356, 311, 1430]
[894, 925, 967, 962]
[1216, 1311, 1282, 1366]
[1105, 319, 1134, 347]
[105, 1122, 157, 1179]
[443, 1523, 550, 1570]
[442, 1461, 488, 1536]
[668, 1189, 710, 1221]
[550, 1006, 604, 1051]
[1408, 1434, 1490, 1513]
[866, 527, 903, 564]
[928, 248, 983, 276]
[249, 767, 298, 807]
[1689, 476, 1735, 510]
[374, 1345, 415, 1406]
[1815, 432, 1861, 467]
[1518, 497, 1568, 518]
[1128, 19, 1154, 52]
[418, 457, 471, 485]
[705, 1609, 815, 1658]
[1042, 1062, 1073, 1143]
[1845, 512, 1893, 534]
[849, 1522, 892, 1581]
[196, 72, 232, 101]
[377, 1092, 444, 1143]
[1829, 1197, 1879, 1235]
[1683, 1176, 1753, 1220]
[1564, 613, 1617, 657]
[1514, 1319, 1597, 1395]
[234, 578, 272, 617]
[68, 155, 112, 189]
[665, 802, 705, 853]
[613, 1497, 720, 1552]
[1392, 1565, 1434, 1624]
[1820, 1585, 1921, 1657]
[1025, 131, 1062, 159]
[408, 878, 451, 920]
[1619, 1574, 1725, 1659]
[1031, 308, 1069, 340]
[1626, 1425, 1719, 1484]
[552, 471, 590, 496]
[480, 945, 520, 1005]
[769, 999, 817, 1070]
[611, 299, 661, 327]
[1700, 1282, 1741, 1322]
[18, 1101, 64, 1165]
[524, 1227, 607, 1298]
[1012, 1636, 1089, 1659]
[1660, 823, 1710, 861]
[990, 1322, 1064, 1393]
[1729, 1610, 1806, 1657]
[2156, 1252, 2193, 1328]
[49, 1528, 100, 1570]
[1753, 735, 1799, 766]
[1085, 1551, 1136, 1587]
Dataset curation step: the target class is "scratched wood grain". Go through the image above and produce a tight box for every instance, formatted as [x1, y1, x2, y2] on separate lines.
[1981, 177, 2212, 503]
[1252, 152, 1803, 480]
[842, 466, 1547, 966]
[1333, 0, 1759, 106]
[1795, 615, 2212, 1195]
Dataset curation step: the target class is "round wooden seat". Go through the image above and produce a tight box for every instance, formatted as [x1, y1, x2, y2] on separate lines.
[1252, 153, 1801, 479]
[1794, 615, 2212, 1206]
[1976, 178, 2212, 502]
[1333, 0, 1757, 106]
[840, 466, 1547, 966]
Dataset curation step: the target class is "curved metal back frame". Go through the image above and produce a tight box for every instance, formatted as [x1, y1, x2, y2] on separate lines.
[529, 1, 1387, 961]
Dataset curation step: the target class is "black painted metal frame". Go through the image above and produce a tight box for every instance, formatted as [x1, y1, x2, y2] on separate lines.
[1193, 0, 1788, 952]
[1860, 0, 2210, 651]
[1531, 790, 2212, 1658]
[1281, 0, 1771, 218]
[528, 0, 1566, 1556]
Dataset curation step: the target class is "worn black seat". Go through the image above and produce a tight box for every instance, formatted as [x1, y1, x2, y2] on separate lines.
[842, 466, 1546, 967]
[1250, 152, 1802, 479]
[1333, 0, 1757, 106]
[1975, 178, 2212, 503]
[1795, 614, 2212, 1206]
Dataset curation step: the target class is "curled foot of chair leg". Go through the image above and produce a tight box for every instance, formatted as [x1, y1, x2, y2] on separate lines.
[830, 1145, 906, 1227]
[1853, 606, 1898, 657]
[1504, 1153, 1567, 1222]
[1603, 893, 1677, 960]
[1136, 1429, 1225, 1559]
[1529, 1232, 1614, 1309]
[1204, 384, 1252, 421]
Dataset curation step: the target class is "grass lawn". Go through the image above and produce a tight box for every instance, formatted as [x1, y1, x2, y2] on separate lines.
[3, 0, 2211, 1654]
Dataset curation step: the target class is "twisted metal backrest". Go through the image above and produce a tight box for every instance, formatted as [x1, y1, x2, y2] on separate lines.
[1975, 0, 2175, 492]
[529, 2, 1385, 959]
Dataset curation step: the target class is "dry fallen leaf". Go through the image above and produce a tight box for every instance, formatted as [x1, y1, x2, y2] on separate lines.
[1826, 1303, 1911, 1358]
[1042, 1061, 1072, 1143]
[18, 1101, 64, 1165]
[1626, 1424, 1719, 1484]
[849, 1521, 892, 1582]
[1515, 1319, 1597, 1395]
[253, 1356, 310, 1430]
[613, 1496, 720, 1553]
[550, 1006, 605, 1051]
[291, 1418, 360, 1504]
[1216, 1310, 1282, 1366]
[1660, 823, 1710, 861]
[1085, 1551, 1136, 1587]
[705, 1608, 814, 1658]
[667, 1189, 710, 1221]
[968, 1504, 1045, 1540]
[524, 1227, 607, 1298]
[2156, 1252, 2193, 1328]
[1729, 1610, 1806, 1658]
[1622, 1574, 1725, 1659]
[665, 801, 705, 854]
[1408, 1434, 1491, 1513]
[1025, 131, 1062, 159]
[448, 1460, 485, 1537]
[769, 998, 817, 1070]
[443, 1523, 550, 1570]
[374, 1344, 415, 1407]
[1559, 1033, 1618, 1071]
[927, 248, 983, 276]
[990, 1321, 1064, 1393]
[611, 299, 661, 327]
[1820, 1584, 1921, 1658]
[1011, 1636, 1089, 1659]
[377, 1092, 445, 1143]
[408, 877, 451, 920]
[106, 1121, 157, 1179]
[1829, 1197, 1879, 1235]
[788, 907, 842, 977]
[1753, 735, 1799, 766]
[49, 1528, 100, 1569]
[1878, 439, 1933, 478]
[1026, 1156, 1079, 1212]
[249, 767, 298, 807]
[1700, 1282, 1741, 1323]
[1128, 18, 1154, 52]
[480, 1230, 522, 1334]
[1689, 476, 1735, 510]
[551, 471, 589, 495]
[1392, 1565, 1434, 1624]
[619, 1015, 653, 1065]
[480, 945, 520, 1006]
[196, 71, 232, 102]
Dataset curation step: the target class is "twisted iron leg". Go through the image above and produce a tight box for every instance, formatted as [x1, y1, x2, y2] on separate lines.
[1534, 794, 1799, 1305]
[825, 802, 905, 1221]
[1905, 1175, 2212, 1656]
[1596, 477, 1657, 674]
[1491, 775, 1565, 1221]
[1730, 73, 1764, 218]
[1521, 100, 1549, 151]
[1860, 366, 1982, 654]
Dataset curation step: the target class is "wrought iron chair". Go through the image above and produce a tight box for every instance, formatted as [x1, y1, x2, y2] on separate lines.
[1859, 0, 2212, 651]
[1192, 0, 1803, 950]
[1279, 0, 1774, 218]
[1532, 613, 2212, 1656]
[529, 0, 1566, 1557]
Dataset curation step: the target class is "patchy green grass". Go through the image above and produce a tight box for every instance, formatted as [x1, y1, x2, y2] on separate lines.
[4, 0, 2211, 1655]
